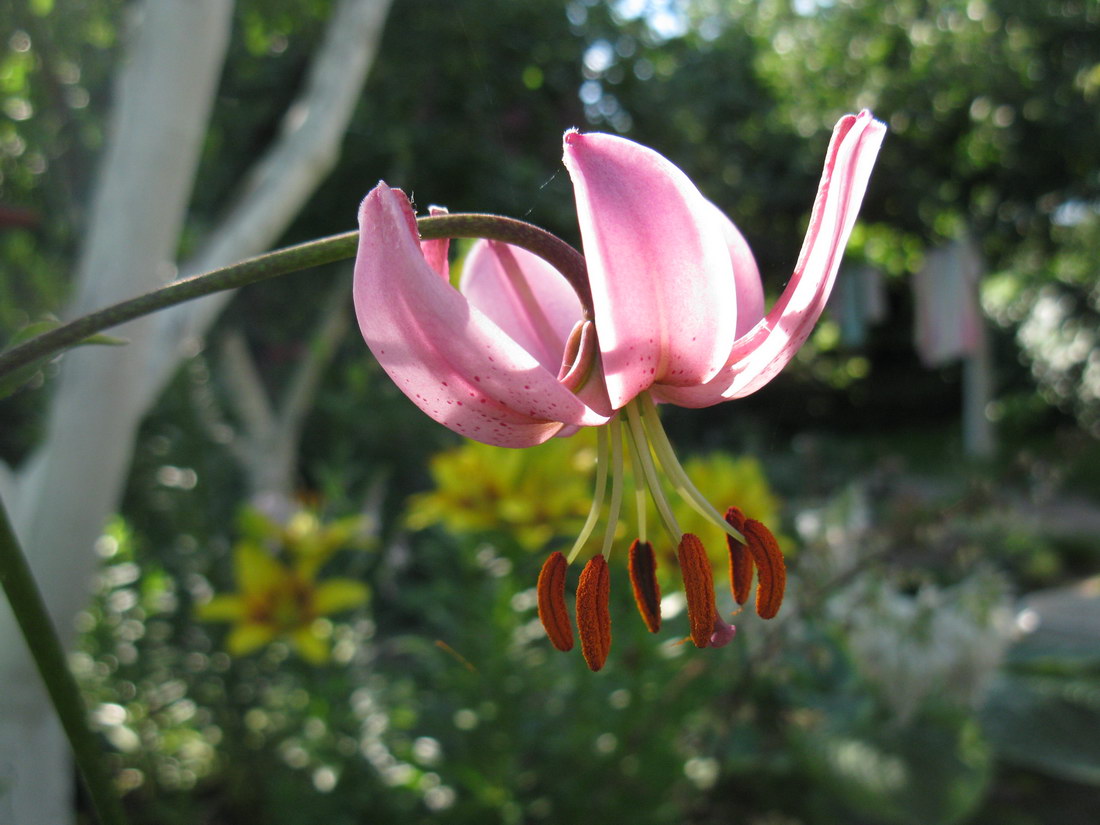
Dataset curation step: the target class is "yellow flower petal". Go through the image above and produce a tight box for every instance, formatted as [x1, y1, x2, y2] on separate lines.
[236, 541, 291, 595]
[312, 579, 369, 614]
[291, 626, 330, 664]
[227, 622, 278, 656]
[195, 595, 247, 622]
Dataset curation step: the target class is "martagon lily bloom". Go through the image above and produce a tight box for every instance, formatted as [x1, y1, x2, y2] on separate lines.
[354, 110, 886, 670]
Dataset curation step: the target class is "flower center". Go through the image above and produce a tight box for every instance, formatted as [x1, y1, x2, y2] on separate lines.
[536, 391, 787, 671]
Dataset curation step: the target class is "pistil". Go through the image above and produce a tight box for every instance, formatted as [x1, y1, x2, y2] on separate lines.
[623, 401, 680, 541]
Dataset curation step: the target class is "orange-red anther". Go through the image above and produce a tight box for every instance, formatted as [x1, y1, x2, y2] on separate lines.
[628, 539, 662, 633]
[677, 533, 716, 648]
[742, 519, 786, 620]
[576, 554, 612, 671]
[724, 507, 753, 606]
[537, 551, 573, 651]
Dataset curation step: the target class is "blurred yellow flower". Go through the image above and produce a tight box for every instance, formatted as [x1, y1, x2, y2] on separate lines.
[406, 432, 785, 571]
[197, 539, 368, 664]
[655, 452, 785, 568]
[236, 506, 373, 578]
[405, 432, 597, 551]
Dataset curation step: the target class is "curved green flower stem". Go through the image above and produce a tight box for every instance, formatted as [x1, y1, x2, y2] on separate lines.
[0, 213, 591, 384]
[0, 212, 589, 824]
[0, 496, 128, 825]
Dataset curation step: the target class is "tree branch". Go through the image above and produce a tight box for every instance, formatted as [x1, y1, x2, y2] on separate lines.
[278, 272, 352, 439]
[219, 330, 277, 443]
[139, 0, 394, 408]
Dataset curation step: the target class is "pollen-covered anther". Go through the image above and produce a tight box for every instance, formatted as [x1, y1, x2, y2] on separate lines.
[724, 506, 753, 606]
[628, 539, 661, 633]
[677, 533, 716, 648]
[742, 518, 786, 620]
[537, 551, 573, 651]
[576, 554, 612, 671]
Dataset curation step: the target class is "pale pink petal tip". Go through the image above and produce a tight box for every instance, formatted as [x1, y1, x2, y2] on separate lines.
[650, 110, 886, 409]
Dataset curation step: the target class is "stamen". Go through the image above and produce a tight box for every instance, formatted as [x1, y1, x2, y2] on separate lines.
[568, 425, 610, 563]
[677, 533, 716, 648]
[742, 519, 786, 620]
[628, 539, 661, 633]
[598, 416, 625, 559]
[638, 394, 746, 545]
[724, 507, 753, 606]
[537, 551, 573, 651]
[623, 400, 680, 541]
[624, 425, 649, 544]
[576, 554, 612, 671]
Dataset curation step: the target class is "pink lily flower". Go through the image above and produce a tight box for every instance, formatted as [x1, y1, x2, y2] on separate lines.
[353, 191, 611, 448]
[562, 109, 886, 410]
[353, 111, 885, 670]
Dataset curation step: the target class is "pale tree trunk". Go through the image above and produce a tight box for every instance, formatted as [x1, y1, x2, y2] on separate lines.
[216, 275, 352, 502]
[139, 0, 393, 410]
[0, 0, 392, 822]
[0, 4, 233, 822]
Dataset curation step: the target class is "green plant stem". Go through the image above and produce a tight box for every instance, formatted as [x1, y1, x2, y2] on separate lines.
[0, 212, 590, 824]
[0, 213, 590, 383]
[0, 495, 129, 825]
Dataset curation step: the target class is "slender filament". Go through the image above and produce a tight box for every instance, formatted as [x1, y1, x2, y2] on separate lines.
[568, 425, 611, 563]
[639, 393, 745, 545]
[622, 413, 649, 544]
[599, 416, 626, 559]
[624, 400, 681, 542]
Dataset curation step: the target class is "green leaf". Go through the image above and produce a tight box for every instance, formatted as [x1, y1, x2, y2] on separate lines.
[983, 670, 1100, 785]
[789, 703, 992, 825]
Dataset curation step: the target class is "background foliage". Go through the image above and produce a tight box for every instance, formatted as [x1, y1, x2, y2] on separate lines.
[3, 0, 1100, 823]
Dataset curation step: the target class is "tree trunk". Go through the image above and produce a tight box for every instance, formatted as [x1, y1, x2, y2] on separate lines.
[0, 1, 392, 822]
[139, 0, 393, 410]
[0, 5, 234, 823]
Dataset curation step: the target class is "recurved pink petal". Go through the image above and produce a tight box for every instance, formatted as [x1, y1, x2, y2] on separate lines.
[459, 240, 584, 374]
[707, 200, 765, 339]
[563, 130, 738, 410]
[460, 243, 612, 419]
[652, 111, 886, 409]
[354, 183, 608, 447]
